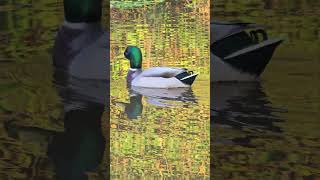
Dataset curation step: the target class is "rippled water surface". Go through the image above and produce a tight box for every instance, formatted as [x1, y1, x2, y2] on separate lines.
[110, 0, 210, 178]
[0, 1, 110, 179]
[211, 0, 320, 179]
[2, 0, 318, 179]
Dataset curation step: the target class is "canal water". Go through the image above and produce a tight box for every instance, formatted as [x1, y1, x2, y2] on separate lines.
[0, 0, 210, 179]
[0, 0, 318, 179]
[110, 0, 210, 178]
[0, 0, 110, 179]
[211, 0, 320, 179]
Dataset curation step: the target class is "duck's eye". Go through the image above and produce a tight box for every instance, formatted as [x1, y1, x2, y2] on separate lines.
[125, 47, 130, 53]
[124, 49, 130, 58]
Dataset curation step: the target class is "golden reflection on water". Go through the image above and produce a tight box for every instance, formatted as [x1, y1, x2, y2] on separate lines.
[110, 0, 210, 178]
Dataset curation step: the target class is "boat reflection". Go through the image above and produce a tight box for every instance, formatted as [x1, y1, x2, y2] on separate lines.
[116, 87, 198, 119]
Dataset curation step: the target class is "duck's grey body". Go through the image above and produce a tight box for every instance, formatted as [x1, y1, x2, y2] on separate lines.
[53, 22, 109, 80]
[127, 67, 193, 88]
[126, 68, 142, 85]
[211, 21, 283, 82]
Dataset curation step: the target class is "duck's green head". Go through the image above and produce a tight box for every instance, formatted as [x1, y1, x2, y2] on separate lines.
[64, 0, 102, 23]
[124, 46, 142, 69]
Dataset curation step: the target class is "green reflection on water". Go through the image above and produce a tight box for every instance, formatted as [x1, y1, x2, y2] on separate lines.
[212, 0, 320, 179]
[111, 0, 210, 178]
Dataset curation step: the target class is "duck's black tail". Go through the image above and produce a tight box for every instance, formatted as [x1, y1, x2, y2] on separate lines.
[223, 38, 283, 76]
[175, 71, 198, 86]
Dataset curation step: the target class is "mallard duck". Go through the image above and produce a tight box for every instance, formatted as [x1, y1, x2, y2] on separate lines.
[53, 0, 109, 80]
[124, 46, 198, 88]
[211, 21, 283, 82]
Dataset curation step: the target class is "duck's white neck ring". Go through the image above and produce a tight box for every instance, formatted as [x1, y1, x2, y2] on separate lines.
[129, 93, 138, 97]
[63, 21, 101, 29]
[129, 68, 140, 71]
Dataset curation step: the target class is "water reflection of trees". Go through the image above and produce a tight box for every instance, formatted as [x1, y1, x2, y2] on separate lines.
[211, 0, 320, 41]
[0, 0, 63, 60]
[0, 0, 110, 61]
[111, 0, 210, 80]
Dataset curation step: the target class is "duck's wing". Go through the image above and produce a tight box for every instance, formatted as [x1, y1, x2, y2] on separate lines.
[140, 67, 187, 78]
[70, 31, 109, 80]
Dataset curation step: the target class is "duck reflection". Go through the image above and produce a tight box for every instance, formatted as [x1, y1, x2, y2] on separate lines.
[116, 92, 143, 119]
[211, 82, 285, 133]
[48, 69, 108, 180]
[116, 87, 197, 120]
